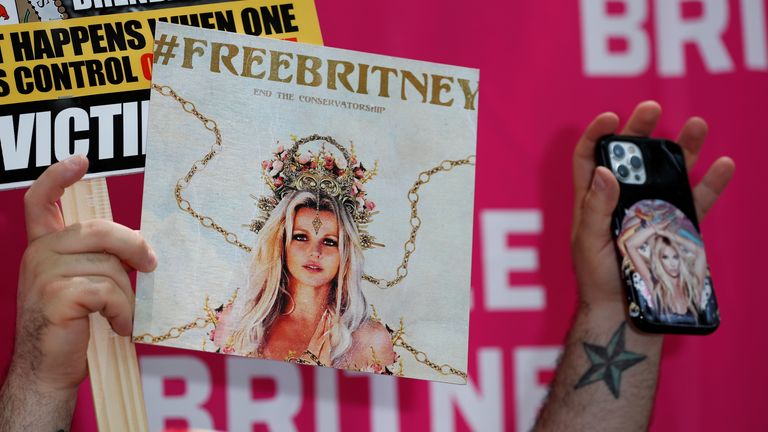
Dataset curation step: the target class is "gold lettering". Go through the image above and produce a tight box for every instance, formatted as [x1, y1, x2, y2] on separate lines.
[241, 46, 267, 79]
[400, 70, 428, 103]
[458, 79, 479, 110]
[371, 66, 398, 98]
[268, 50, 294, 83]
[297, 54, 322, 87]
[429, 74, 454, 107]
[356, 63, 369, 95]
[210, 42, 240, 75]
[181, 37, 207, 70]
[327, 59, 355, 92]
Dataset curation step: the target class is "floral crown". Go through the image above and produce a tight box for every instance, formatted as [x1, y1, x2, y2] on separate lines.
[248, 134, 382, 249]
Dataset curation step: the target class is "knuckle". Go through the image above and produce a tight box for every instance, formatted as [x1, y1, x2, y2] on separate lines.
[39, 278, 67, 300]
[82, 219, 112, 238]
[70, 276, 111, 299]
[23, 187, 36, 209]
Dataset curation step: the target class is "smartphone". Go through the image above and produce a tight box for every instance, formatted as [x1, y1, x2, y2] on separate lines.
[596, 135, 719, 334]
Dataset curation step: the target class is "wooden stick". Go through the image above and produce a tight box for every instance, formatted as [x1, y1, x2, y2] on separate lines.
[60, 177, 149, 432]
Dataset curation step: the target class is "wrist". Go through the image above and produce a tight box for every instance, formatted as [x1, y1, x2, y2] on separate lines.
[575, 300, 664, 346]
[7, 358, 80, 400]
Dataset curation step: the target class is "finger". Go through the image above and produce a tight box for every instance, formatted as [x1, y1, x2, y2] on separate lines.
[25, 155, 89, 243]
[54, 276, 134, 336]
[47, 219, 157, 272]
[55, 253, 135, 302]
[573, 112, 620, 222]
[676, 117, 708, 170]
[575, 167, 620, 254]
[620, 101, 662, 136]
[693, 157, 735, 220]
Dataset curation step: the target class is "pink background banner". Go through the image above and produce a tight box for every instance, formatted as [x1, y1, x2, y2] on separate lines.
[1, 0, 766, 430]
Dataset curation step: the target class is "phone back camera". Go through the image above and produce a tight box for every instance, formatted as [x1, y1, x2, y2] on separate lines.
[617, 165, 630, 178]
[608, 142, 646, 185]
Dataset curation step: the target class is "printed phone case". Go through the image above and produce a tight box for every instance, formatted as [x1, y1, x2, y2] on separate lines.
[596, 136, 719, 334]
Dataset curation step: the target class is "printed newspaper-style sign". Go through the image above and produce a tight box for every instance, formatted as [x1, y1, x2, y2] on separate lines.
[0, 0, 322, 190]
[58, 0, 232, 19]
[0, 0, 20, 24]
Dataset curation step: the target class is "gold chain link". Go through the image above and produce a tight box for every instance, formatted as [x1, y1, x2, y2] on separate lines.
[145, 84, 469, 381]
[362, 156, 475, 289]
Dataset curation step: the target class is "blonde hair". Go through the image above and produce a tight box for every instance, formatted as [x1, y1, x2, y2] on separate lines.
[649, 236, 701, 318]
[228, 191, 369, 361]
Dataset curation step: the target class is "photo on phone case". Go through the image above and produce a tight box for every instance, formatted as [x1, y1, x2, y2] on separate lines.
[617, 199, 717, 326]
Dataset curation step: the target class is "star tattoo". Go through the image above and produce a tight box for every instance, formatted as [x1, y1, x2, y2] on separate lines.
[574, 322, 646, 398]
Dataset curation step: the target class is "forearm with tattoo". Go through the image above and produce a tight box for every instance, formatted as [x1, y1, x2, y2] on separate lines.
[535, 306, 662, 431]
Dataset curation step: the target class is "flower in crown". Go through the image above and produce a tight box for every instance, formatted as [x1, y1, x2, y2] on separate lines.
[248, 135, 382, 249]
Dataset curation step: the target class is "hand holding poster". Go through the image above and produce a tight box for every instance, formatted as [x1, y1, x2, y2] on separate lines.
[136, 22, 478, 383]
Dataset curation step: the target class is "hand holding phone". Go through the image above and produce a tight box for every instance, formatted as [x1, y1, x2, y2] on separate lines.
[596, 136, 720, 334]
[569, 102, 733, 336]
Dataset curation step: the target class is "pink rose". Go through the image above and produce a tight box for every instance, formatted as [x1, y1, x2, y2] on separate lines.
[298, 153, 311, 164]
[280, 151, 288, 161]
[365, 200, 376, 211]
[275, 144, 284, 154]
[274, 176, 285, 187]
[351, 185, 358, 196]
[354, 167, 365, 179]
[324, 157, 335, 170]
[310, 160, 318, 169]
[261, 160, 271, 170]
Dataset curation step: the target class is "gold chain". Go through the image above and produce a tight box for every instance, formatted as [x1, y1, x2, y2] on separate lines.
[147, 84, 469, 381]
[133, 292, 237, 344]
[362, 156, 475, 289]
[153, 83, 254, 253]
[388, 317, 467, 381]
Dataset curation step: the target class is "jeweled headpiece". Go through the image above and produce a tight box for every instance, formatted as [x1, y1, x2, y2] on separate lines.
[247, 134, 382, 249]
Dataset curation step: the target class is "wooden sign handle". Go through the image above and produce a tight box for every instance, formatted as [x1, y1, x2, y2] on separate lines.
[60, 177, 149, 432]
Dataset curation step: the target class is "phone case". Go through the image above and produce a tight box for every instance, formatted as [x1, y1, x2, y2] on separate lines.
[596, 135, 719, 334]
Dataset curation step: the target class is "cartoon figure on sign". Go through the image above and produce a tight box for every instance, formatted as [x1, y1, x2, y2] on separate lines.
[0, 3, 9, 20]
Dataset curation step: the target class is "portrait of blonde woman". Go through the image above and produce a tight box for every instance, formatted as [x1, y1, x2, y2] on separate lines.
[619, 200, 714, 325]
[209, 138, 397, 373]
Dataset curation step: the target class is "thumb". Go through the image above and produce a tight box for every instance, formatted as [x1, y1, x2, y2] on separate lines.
[25, 155, 89, 243]
[576, 167, 620, 254]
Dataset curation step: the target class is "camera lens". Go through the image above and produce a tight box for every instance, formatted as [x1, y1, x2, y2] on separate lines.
[612, 145, 625, 158]
[629, 155, 642, 169]
[617, 165, 630, 178]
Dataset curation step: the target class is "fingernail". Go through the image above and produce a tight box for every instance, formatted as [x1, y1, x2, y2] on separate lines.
[148, 249, 158, 268]
[592, 172, 605, 191]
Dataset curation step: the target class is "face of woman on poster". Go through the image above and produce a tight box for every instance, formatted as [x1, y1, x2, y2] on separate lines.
[286, 208, 341, 289]
[659, 243, 681, 279]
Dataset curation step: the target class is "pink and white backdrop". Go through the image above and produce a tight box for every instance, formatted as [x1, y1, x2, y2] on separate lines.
[1, 0, 765, 430]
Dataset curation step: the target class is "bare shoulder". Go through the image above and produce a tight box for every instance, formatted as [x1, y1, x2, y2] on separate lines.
[352, 319, 391, 344]
[345, 319, 396, 367]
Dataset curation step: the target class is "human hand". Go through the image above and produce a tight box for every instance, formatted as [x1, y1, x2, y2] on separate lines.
[11, 156, 157, 395]
[571, 101, 734, 307]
